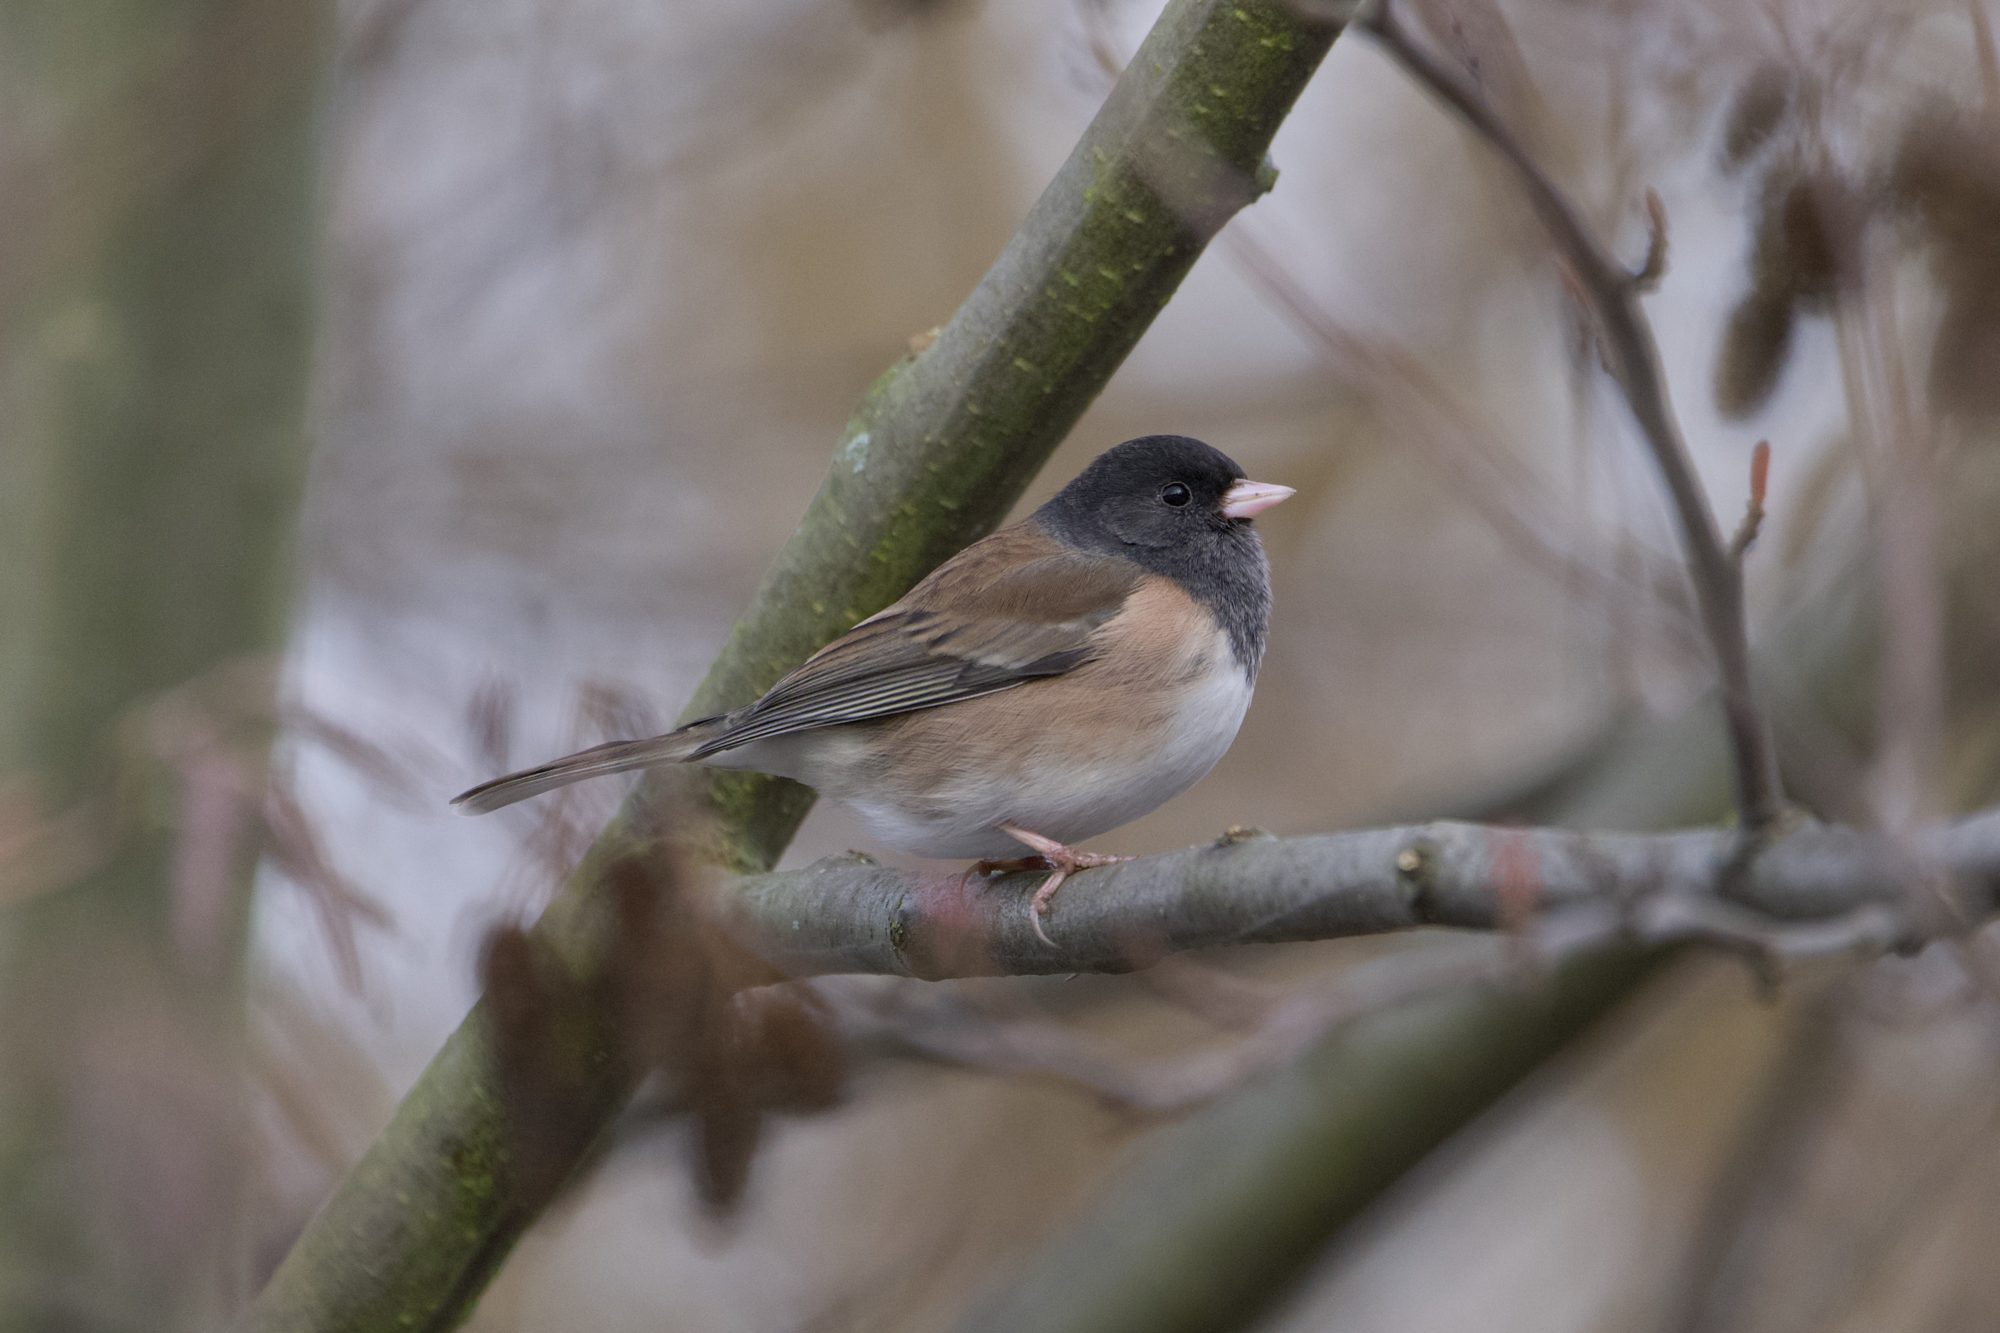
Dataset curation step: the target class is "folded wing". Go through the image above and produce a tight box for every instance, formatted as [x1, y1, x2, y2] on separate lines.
[689, 526, 1138, 756]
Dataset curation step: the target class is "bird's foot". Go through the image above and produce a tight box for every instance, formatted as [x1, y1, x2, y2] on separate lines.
[967, 854, 1053, 879]
[996, 824, 1132, 948]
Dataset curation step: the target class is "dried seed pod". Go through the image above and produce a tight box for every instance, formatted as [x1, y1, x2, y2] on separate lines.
[686, 1038, 761, 1212]
[1715, 163, 1858, 418]
[1751, 168, 1853, 309]
[1720, 64, 1794, 174]
[1929, 277, 2000, 420]
[1886, 111, 1998, 246]
[1885, 112, 2000, 419]
[1715, 290, 1796, 420]
[739, 988, 847, 1112]
[480, 924, 595, 1208]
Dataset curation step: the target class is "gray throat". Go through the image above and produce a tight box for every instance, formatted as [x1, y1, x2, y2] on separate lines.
[1031, 510, 1272, 679]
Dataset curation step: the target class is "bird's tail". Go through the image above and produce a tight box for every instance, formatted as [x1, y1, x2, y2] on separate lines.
[450, 720, 722, 815]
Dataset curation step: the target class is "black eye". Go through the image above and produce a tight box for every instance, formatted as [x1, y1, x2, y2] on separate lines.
[1160, 482, 1192, 507]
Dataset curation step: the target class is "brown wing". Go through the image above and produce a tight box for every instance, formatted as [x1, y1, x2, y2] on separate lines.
[687, 523, 1139, 758]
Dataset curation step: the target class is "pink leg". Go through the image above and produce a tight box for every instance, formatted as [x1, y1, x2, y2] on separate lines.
[956, 853, 1050, 902]
[967, 854, 1052, 878]
[996, 824, 1132, 947]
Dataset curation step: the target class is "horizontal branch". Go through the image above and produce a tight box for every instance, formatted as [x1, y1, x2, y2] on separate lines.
[722, 813, 2000, 979]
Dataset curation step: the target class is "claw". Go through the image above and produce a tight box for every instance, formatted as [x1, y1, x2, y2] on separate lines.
[995, 824, 1132, 948]
[1027, 865, 1072, 949]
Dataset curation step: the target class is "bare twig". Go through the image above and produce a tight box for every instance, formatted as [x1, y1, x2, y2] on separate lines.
[1359, 0, 1787, 832]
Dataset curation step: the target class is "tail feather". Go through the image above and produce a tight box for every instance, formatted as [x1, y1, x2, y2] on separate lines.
[451, 727, 709, 815]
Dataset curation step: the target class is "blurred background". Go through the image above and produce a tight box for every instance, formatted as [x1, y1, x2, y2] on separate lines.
[5, 0, 2000, 1328]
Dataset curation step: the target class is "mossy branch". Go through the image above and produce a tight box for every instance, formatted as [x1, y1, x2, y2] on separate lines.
[242, 3, 1353, 1329]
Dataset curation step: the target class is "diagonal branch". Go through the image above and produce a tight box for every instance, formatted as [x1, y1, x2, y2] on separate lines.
[1357, 0, 1787, 832]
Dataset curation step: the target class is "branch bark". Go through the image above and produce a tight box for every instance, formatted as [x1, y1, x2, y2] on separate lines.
[916, 807, 1993, 1333]
[723, 814, 2000, 979]
[243, 3, 1354, 1328]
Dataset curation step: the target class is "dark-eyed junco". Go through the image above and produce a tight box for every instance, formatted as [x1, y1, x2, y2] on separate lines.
[455, 435, 1292, 938]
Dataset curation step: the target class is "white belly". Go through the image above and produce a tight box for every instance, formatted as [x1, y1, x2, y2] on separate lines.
[841, 656, 1254, 860]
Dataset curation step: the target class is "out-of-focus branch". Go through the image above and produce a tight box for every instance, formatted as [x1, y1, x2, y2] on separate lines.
[825, 937, 1589, 1115]
[1834, 224, 1944, 828]
[244, 3, 1355, 1329]
[948, 946, 1651, 1333]
[1358, 0, 1787, 832]
[724, 814, 1999, 979]
[0, 4, 327, 1328]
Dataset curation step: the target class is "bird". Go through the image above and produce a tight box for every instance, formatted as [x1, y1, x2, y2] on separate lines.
[453, 435, 1292, 942]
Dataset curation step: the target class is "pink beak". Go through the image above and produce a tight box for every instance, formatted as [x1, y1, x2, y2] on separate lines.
[1220, 479, 1295, 520]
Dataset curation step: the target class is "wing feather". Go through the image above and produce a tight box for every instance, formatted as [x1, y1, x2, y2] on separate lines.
[689, 528, 1137, 757]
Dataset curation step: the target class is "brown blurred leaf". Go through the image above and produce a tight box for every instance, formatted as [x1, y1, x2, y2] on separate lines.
[1887, 111, 2000, 421]
[264, 780, 393, 993]
[479, 922, 590, 1209]
[737, 987, 848, 1112]
[1719, 63, 1795, 174]
[1754, 168, 1855, 310]
[1716, 291, 1798, 420]
[1716, 164, 1860, 419]
[483, 840, 847, 1216]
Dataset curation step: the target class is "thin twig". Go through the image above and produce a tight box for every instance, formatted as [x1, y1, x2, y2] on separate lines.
[1359, 0, 1787, 832]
